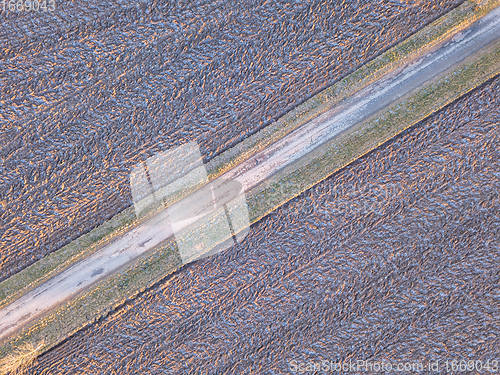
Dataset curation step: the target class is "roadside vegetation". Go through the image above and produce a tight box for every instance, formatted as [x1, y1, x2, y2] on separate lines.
[0, 341, 43, 375]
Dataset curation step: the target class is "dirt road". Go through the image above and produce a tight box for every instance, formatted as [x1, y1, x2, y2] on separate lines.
[1, 5, 499, 342]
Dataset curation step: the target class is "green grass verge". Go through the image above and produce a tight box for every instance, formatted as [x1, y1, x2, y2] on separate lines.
[0, 240, 182, 364]
[1, 0, 499, 368]
[0, 207, 136, 310]
[246, 40, 500, 224]
[1, 0, 492, 311]
[204, 0, 499, 179]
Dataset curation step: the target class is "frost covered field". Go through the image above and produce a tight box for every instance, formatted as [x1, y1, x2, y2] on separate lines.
[1, 0, 462, 279]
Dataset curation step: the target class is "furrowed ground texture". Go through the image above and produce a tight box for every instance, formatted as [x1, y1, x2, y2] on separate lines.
[31, 75, 500, 374]
[0, 0, 463, 280]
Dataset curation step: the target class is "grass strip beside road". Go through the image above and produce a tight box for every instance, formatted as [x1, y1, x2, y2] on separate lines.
[246, 40, 500, 225]
[204, 0, 498, 179]
[0, 0, 491, 310]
